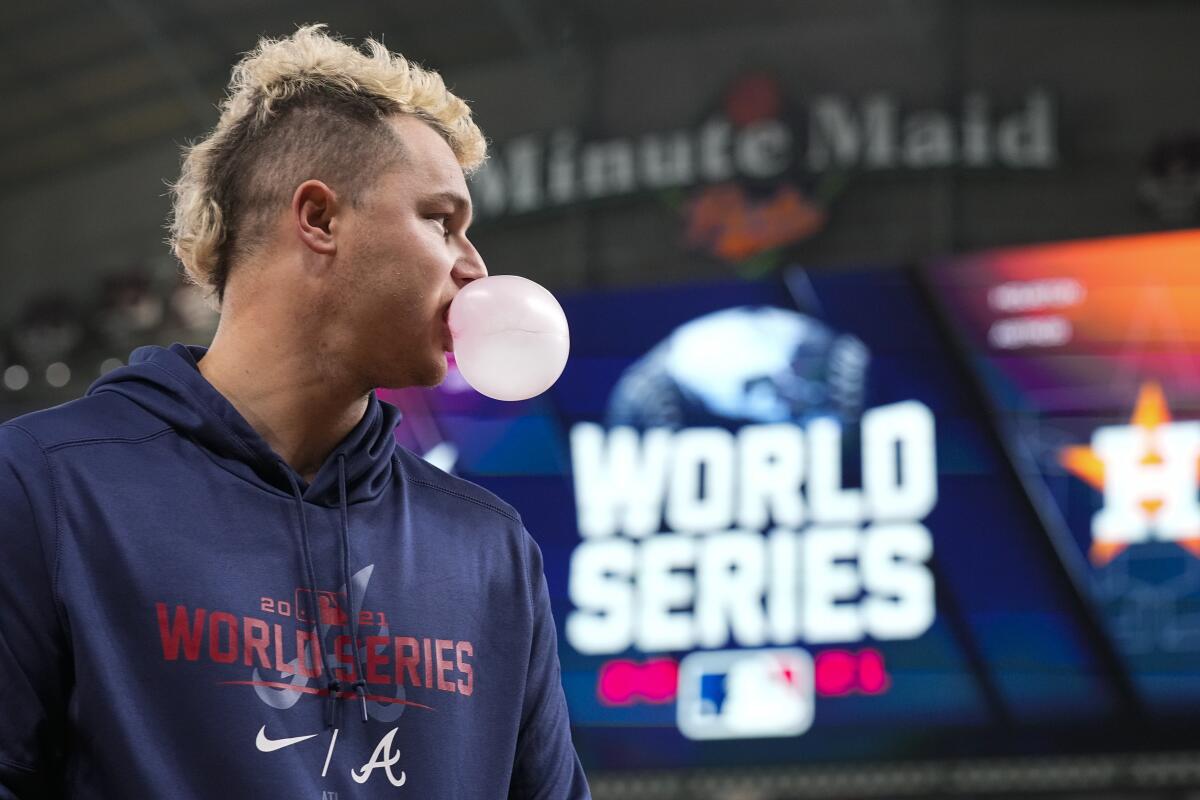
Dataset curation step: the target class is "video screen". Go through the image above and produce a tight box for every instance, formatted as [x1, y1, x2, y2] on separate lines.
[381, 256, 1200, 772]
[927, 230, 1200, 720]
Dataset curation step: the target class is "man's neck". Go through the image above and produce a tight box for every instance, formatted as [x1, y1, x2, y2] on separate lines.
[197, 321, 370, 484]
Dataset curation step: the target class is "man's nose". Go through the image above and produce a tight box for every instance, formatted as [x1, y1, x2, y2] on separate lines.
[453, 244, 488, 287]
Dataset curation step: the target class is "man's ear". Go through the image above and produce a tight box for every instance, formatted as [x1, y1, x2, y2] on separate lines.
[292, 180, 339, 256]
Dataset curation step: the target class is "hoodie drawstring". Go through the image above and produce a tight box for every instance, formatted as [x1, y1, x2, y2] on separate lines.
[279, 458, 369, 728]
[338, 454, 370, 723]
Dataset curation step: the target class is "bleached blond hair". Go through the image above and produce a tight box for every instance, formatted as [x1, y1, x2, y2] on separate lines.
[167, 24, 487, 304]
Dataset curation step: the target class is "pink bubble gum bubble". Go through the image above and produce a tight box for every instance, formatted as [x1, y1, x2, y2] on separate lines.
[447, 275, 570, 401]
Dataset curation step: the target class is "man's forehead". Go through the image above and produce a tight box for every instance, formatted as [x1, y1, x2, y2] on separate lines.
[383, 115, 469, 190]
[387, 115, 459, 166]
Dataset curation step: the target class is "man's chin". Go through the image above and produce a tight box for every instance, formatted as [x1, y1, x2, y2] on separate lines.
[421, 359, 448, 388]
[378, 356, 446, 391]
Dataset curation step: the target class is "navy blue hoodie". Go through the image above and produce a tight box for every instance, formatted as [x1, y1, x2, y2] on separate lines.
[0, 343, 590, 799]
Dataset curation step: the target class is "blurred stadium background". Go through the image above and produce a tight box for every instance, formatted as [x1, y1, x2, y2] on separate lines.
[4, 2, 1200, 798]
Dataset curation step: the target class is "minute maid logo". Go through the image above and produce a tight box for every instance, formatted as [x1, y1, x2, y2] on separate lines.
[564, 305, 938, 739]
[1060, 382, 1200, 565]
[470, 77, 1057, 223]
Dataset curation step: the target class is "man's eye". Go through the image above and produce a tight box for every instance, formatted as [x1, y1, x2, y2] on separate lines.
[428, 216, 450, 236]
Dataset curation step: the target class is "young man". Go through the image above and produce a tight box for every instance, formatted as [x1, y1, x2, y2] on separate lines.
[0, 25, 590, 799]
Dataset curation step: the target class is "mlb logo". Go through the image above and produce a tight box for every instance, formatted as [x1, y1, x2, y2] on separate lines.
[295, 589, 349, 626]
[676, 648, 814, 740]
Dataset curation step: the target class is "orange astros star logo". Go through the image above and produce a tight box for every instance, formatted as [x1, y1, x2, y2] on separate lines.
[1060, 382, 1200, 566]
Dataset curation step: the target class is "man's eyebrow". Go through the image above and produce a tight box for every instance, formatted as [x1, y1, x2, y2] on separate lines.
[421, 190, 471, 214]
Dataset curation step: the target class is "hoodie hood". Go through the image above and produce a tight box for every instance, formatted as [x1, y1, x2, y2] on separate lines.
[88, 343, 400, 506]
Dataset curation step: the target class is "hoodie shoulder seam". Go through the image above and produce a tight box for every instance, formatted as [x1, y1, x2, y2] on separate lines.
[3, 424, 73, 640]
[43, 427, 175, 453]
[0, 755, 38, 774]
[403, 476, 520, 523]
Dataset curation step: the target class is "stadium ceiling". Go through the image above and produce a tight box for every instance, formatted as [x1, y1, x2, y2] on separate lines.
[0, 0, 808, 189]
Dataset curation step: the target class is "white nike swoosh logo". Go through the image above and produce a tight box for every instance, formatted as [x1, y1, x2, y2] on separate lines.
[256, 725, 320, 752]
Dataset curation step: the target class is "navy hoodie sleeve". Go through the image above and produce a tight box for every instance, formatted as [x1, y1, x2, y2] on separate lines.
[509, 529, 590, 800]
[0, 426, 70, 799]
